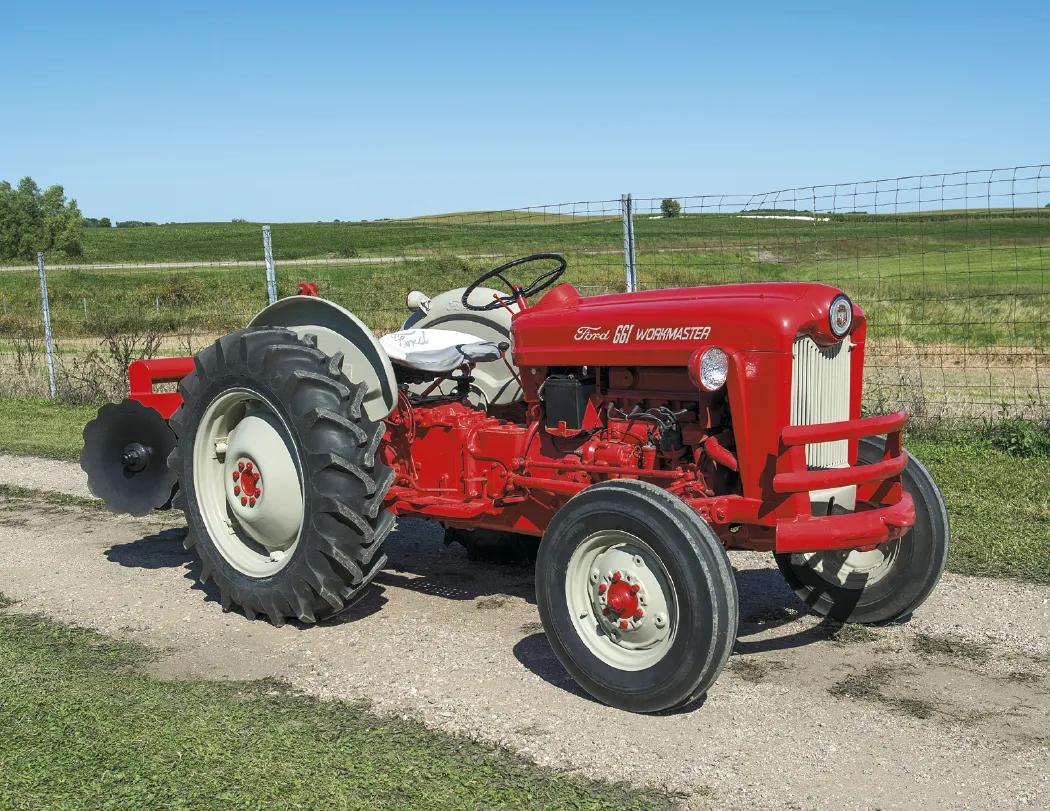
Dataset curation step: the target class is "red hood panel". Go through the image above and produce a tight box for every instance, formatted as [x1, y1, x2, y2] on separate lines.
[512, 282, 857, 366]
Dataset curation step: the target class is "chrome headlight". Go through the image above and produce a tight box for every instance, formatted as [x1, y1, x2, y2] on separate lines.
[829, 294, 853, 338]
[698, 347, 729, 391]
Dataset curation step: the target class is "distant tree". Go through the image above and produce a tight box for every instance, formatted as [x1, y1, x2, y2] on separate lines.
[115, 220, 158, 228]
[660, 198, 682, 218]
[0, 176, 83, 259]
[99, 216, 111, 228]
[231, 217, 247, 223]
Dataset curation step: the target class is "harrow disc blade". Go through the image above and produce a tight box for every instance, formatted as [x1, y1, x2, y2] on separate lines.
[81, 399, 179, 516]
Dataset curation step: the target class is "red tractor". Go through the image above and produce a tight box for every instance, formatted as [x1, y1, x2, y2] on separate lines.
[82, 254, 948, 713]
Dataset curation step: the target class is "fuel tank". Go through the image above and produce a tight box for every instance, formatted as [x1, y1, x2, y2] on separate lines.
[511, 282, 858, 367]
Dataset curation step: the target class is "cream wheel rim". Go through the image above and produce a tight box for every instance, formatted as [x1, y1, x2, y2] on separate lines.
[192, 388, 305, 577]
[793, 539, 901, 588]
[564, 530, 677, 671]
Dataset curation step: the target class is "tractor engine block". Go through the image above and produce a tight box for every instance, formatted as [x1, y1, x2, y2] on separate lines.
[382, 365, 738, 534]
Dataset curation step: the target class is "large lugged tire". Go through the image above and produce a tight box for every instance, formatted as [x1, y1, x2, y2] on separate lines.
[775, 437, 949, 624]
[536, 479, 738, 713]
[169, 327, 394, 625]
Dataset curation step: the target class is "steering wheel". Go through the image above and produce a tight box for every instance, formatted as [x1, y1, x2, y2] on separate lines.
[461, 253, 567, 312]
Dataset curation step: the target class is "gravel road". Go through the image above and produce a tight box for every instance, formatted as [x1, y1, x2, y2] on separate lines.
[1, 455, 1048, 810]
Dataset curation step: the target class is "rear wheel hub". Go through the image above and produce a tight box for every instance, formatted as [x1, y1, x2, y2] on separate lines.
[231, 458, 262, 507]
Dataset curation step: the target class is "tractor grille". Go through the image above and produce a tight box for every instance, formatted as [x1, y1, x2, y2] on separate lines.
[790, 335, 851, 468]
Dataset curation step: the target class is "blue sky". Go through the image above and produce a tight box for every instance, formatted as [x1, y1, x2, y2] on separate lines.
[2, 1, 1046, 221]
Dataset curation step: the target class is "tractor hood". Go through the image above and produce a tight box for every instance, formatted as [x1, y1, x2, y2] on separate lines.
[511, 282, 860, 367]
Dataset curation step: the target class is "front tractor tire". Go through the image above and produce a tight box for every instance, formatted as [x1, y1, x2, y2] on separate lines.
[169, 327, 394, 625]
[775, 437, 949, 624]
[536, 480, 738, 714]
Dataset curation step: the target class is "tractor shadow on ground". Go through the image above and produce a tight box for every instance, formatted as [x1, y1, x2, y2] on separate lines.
[104, 525, 390, 626]
[511, 633, 710, 715]
[374, 518, 539, 605]
[105, 528, 192, 570]
[730, 566, 832, 656]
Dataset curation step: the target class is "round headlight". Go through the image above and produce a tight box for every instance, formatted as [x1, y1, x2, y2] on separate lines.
[829, 294, 853, 338]
[698, 347, 729, 391]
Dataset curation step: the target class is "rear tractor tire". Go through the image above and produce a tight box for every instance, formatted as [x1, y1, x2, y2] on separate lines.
[775, 437, 949, 624]
[169, 327, 395, 625]
[536, 479, 738, 713]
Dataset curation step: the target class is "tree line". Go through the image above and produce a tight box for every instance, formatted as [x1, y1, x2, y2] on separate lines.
[0, 177, 83, 260]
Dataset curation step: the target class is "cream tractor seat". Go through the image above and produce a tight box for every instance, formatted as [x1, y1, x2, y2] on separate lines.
[379, 328, 503, 375]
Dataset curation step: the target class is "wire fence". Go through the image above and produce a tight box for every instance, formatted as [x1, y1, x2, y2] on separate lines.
[1, 164, 1047, 424]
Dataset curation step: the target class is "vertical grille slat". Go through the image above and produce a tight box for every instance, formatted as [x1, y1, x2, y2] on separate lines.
[790, 336, 851, 468]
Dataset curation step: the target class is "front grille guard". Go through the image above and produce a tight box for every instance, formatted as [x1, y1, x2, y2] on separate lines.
[773, 411, 916, 553]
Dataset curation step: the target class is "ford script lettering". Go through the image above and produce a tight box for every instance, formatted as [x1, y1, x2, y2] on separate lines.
[574, 326, 611, 341]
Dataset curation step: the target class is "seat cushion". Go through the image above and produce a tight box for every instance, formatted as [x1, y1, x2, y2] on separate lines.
[379, 329, 502, 374]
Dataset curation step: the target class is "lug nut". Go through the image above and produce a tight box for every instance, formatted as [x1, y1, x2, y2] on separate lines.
[630, 583, 639, 594]
[238, 461, 245, 471]
[612, 571, 621, 582]
[234, 486, 241, 496]
[597, 583, 607, 594]
[240, 496, 248, 506]
[245, 461, 253, 471]
[249, 498, 256, 507]
[602, 608, 610, 616]
[232, 471, 240, 481]
[618, 620, 629, 630]
[633, 610, 644, 620]
[255, 487, 262, 496]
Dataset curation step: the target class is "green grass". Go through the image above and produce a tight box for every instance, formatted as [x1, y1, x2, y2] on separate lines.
[907, 431, 1050, 582]
[0, 207, 1040, 266]
[0, 610, 670, 810]
[1, 243, 1047, 346]
[0, 397, 1045, 583]
[0, 207, 1046, 347]
[0, 397, 96, 459]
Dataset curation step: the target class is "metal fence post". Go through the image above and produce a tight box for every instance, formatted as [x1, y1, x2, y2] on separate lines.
[621, 193, 637, 292]
[36, 251, 58, 399]
[262, 225, 277, 305]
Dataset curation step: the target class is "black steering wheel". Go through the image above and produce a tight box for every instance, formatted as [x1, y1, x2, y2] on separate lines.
[461, 253, 567, 312]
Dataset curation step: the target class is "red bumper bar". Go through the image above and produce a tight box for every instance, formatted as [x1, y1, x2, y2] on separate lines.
[773, 410, 911, 553]
[128, 356, 195, 419]
[773, 452, 907, 494]
[777, 492, 915, 552]
[781, 411, 907, 447]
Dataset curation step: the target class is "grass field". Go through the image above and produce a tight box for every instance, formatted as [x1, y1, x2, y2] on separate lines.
[0, 607, 668, 809]
[0, 207, 1043, 266]
[1, 244, 1047, 342]
[1, 397, 1046, 584]
[0, 208, 1046, 417]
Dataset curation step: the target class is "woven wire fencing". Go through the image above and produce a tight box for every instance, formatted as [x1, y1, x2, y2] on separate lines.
[633, 165, 1049, 422]
[1, 164, 1047, 423]
[270, 200, 627, 335]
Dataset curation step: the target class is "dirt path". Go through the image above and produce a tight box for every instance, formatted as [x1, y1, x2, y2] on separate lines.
[0, 456, 1048, 810]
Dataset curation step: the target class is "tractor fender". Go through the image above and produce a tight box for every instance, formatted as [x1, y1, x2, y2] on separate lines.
[249, 296, 398, 421]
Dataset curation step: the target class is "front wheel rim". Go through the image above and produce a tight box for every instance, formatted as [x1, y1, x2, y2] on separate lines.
[564, 530, 677, 671]
[192, 388, 305, 577]
[793, 538, 901, 588]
